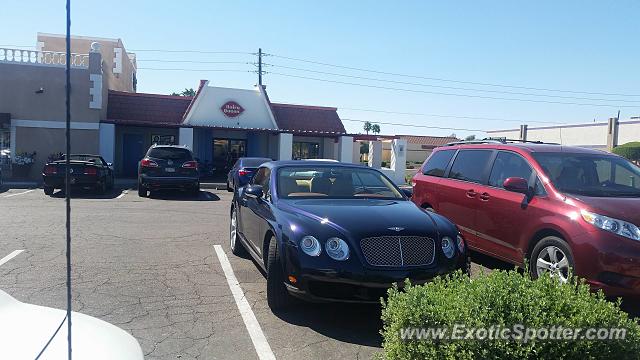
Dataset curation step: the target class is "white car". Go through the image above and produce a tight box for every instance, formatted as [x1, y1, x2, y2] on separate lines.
[0, 290, 143, 360]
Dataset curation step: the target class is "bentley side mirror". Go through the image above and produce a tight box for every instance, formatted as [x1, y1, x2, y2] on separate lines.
[503, 177, 529, 195]
[244, 185, 264, 199]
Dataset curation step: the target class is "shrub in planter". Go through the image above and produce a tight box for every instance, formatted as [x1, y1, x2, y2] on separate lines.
[613, 142, 640, 162]
[380, 270, 640, 359]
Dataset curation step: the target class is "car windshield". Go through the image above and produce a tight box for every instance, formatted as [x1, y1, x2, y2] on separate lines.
[533, 152, 640, 197]
[277, 166, 403, 199]
[147, 148, 192, 160]
[64, 154, 103, 164]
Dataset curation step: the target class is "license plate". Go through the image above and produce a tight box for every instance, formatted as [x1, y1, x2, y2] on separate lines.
[165, 167, 175, 173]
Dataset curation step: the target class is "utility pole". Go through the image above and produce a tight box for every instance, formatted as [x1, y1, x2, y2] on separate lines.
[258, 48, 263, 86]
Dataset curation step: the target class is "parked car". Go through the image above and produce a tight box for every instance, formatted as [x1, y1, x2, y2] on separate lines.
[0, 289, 143, 359]
[412, 140, 640, 297]
[42, 154, 114, 195]
[138, 145, 200, 197]
[230, 161, 468, 310]
[226, 157, 272, 192]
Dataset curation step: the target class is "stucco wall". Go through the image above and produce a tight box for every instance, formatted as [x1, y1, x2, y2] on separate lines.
[617, 121, 640, 145]
[14, 126, 99, 179]
[0, 62, 99, 122]
[487, 123, 620, 149]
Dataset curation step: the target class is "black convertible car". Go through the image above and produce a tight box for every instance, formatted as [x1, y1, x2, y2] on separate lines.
[42, 154, 114, 195]
[230, 161, 469, 310]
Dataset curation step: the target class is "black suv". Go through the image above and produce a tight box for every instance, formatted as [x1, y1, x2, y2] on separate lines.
[138, 145, 200, 197]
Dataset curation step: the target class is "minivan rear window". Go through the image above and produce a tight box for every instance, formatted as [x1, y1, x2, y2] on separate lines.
[147, 148, 192, 160]
[422, 150, 455, 177]
[449, 150, 493, 184]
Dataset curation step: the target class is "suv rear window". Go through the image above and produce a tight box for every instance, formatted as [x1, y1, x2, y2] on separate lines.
[422, 150, 455, 177]
[449, 150, 493, 184]
[147, 148, 192, 160]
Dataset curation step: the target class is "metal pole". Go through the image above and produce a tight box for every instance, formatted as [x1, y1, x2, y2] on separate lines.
[65, 0, 73, 358]
[258, 48, 262, 86]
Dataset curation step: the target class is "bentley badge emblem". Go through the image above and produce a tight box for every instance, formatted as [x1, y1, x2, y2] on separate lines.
[388, 227, 404, 232]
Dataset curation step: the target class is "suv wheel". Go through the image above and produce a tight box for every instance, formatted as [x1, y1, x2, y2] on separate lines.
[266, 236, 292, 310]
[230, 208, 247, 256]
[44, 186, 54, 196]
[138, 182, 148, 197]
[530, 236, 574, 283]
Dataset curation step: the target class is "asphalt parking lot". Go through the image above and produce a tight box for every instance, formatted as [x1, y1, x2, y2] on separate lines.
[0, 186, 636, 359]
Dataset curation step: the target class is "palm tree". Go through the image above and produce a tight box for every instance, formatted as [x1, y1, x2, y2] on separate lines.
[363, 121, 372, 135]
[371, 124, 381, 135]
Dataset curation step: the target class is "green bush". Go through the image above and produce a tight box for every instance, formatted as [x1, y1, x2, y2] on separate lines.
[380, 270, 640, 359]
[613, 142, 640, 162]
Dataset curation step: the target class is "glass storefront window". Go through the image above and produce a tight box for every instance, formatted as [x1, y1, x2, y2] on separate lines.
[293, 142, 320, 160]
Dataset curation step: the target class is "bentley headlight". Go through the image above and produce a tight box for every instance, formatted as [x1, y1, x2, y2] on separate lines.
[325, 237, 349, 261]
[581, 210, 640, 241]
[300, 235, 321, 256]
[441, 236, 455, 258]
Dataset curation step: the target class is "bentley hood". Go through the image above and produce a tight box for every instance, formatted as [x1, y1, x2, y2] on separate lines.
[279, 198, 455, 239]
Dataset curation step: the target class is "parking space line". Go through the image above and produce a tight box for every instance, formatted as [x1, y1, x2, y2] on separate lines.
[3, 189, 35, 198]
[116, 189, 129, 199]
[214, 245, 276, 360]
[0, 250, 24, 267]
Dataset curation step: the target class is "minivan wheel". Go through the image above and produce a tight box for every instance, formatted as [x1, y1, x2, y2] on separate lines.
[266, 236, 293, 310]
[230, 208, 247, 256]
[530, 236, 574, 283]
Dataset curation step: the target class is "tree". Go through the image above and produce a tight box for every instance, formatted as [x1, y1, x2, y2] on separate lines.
[371, 124, 381, 135]
[170, 88, 196, 97]
[465, 135, 476, 141]
[363, 121, 372, 135]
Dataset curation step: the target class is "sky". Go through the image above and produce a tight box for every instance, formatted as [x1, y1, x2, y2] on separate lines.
[3, 1, 640, 138]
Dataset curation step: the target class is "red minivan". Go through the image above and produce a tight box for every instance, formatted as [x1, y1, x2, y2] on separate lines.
[412, 140, 640, 297]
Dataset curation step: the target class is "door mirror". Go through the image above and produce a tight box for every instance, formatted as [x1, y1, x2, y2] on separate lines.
[503, 177, 529, 194]
[244, 185, 264, 199]
[400, 187, 413, 198]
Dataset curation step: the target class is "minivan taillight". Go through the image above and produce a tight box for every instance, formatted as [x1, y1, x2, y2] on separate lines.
[182, 161, 198, 169]
[238, 169, 250, 177]
[84, 167, 97, 176]
[141, 158, 159, 168]
[44, 165, 57, 175]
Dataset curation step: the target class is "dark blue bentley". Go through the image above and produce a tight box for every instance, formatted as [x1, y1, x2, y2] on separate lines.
[230, 161, 469, 310]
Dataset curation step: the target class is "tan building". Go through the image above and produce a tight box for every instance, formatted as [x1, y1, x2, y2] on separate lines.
[0, 33, 136, 179]
[382, 135, 458, 164]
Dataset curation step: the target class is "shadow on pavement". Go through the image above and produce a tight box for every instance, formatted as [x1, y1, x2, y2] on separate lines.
[147, 190, 220, 202]
[274, 302, 383, 348]
[49, 187, 126, 199]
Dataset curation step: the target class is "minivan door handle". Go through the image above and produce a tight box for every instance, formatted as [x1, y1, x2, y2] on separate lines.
[466, 189, 477, 198]
[479, 192, 490, 201]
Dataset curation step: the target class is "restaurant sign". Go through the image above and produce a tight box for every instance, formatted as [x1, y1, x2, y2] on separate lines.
[221, 101, 244, 118]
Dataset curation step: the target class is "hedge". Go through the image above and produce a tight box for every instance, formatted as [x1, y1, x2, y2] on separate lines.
[380, 270, 640, 359]
[613, 142, 640, 162]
